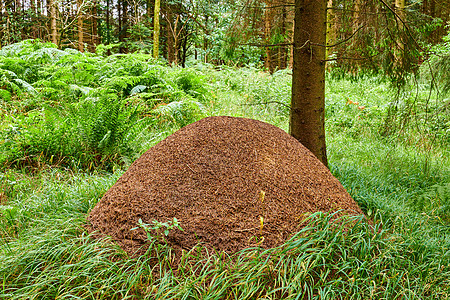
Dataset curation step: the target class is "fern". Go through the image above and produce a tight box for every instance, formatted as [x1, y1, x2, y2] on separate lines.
[103, 75, 141, 95]
[13, 79, 37, 96]
[0, 69, 27, 96]
[153, 98, 207, 127]
[175, 68, 209, 100]
[71, 94, 141, 156]
[69, 84, 93, 96]
[24, 47, 69, 65]
[0, 40, 215, 171]
[130, 85, 147, 95]
[0, 39, 57, 57]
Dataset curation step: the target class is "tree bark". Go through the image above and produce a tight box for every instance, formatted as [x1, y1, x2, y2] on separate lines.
[263, 0, 272, 72]
[30, 0, 38, 39]
[77, 0, 84, 52]
[289, 19, 294, 69]
[49, 0, 58, 45]
[120, 0, 128, 53]
[0, 0, 5, 47]
[166, 7, 175, 64]
[290, 0, 328, 166]
[106, 0, 111, 52]
[394, 0, 405, 64]
[153, 0, 160, 58]
[91, 0, 99, 50]
[326, 0, 335, 60]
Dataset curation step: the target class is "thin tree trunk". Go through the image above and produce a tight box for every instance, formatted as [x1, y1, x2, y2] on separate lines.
[0, 1, 4, 47]
[203, 14, 209, 63]
[263, 0, 272, 72]
[106, 0, 111, 54]
[166, 7, 175, 64]
[173, 15, 179, 64]
[30, 0, 37, 39]
[326, 0, 335, 61]
[153, 0, 160, 58]
[289, 19, 294, 69]
[91, 0, 99, 49]
[118, 0, 123, 50]
[121, 0, 128, 53]
[77, 0, 84, 52]
[49, 0, 58, 45]
[290, 0, 328, 166]
[394, 0, 405, 62]
[279, 3, 287, 69]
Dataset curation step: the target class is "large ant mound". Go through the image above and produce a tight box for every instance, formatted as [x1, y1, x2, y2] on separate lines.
[88, 116, 363, 254]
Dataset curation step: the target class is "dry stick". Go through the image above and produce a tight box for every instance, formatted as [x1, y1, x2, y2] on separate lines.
[234, 227, 258, 232]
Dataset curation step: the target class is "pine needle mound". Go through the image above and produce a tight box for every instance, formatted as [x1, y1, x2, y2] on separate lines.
[88, 116, 363, 254]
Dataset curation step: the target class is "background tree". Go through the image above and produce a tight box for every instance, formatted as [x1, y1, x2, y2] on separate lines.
[153, 0, 160, 58]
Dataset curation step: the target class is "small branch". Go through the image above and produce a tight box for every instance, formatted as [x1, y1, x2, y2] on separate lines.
[376, 0, 422, 51]
[235, 4, 295, 9]
[238, 42, 293, 48]
[321, 24, 365, 48]
[322, 52, 381, 62]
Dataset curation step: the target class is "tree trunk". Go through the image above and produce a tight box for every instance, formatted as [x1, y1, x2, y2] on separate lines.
[30, 0, 38, 39]
[326, 0, 335, 60]
[0, 1, 4, 47]
[106, 0, 111, 54]
[118, 0, 123, 51]
[263, 0, 272, 72]
[77, 0, 84, 52]
[49, 0, 58, 45]
[289, 19, 294, 69]
[153, 0, 160, 58]
[166, 7, 175, 64]
[203, 14, 209, 63]
[91, 0, 99, 50]
[290, 0, 328, 167]
[394, 0, 405, 63]
[120, 0, 128, 53]
[279, 4, 287, 69]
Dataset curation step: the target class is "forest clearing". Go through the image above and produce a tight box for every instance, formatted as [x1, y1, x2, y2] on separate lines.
[1, 0, 450, 298]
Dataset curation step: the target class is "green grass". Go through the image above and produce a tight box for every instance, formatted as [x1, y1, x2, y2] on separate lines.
[1, 41, 450, 299]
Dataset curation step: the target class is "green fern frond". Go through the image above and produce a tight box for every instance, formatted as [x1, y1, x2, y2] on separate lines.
[25, 47, 69, 65]
[12, 79, 37, 96]
[130, 85, 147, 95]
[0, 89, 11, 101]
[153, 98, 206, 127]
[69, 84, 93, 96]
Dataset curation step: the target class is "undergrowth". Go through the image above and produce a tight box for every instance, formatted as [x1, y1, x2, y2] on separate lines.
[1, 40, 450, 299]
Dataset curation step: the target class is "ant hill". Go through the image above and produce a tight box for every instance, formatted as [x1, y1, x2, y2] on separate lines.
[88, 116, 363, 255]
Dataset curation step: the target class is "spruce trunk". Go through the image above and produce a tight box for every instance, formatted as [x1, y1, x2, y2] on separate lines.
[290, 0, 328, 167]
